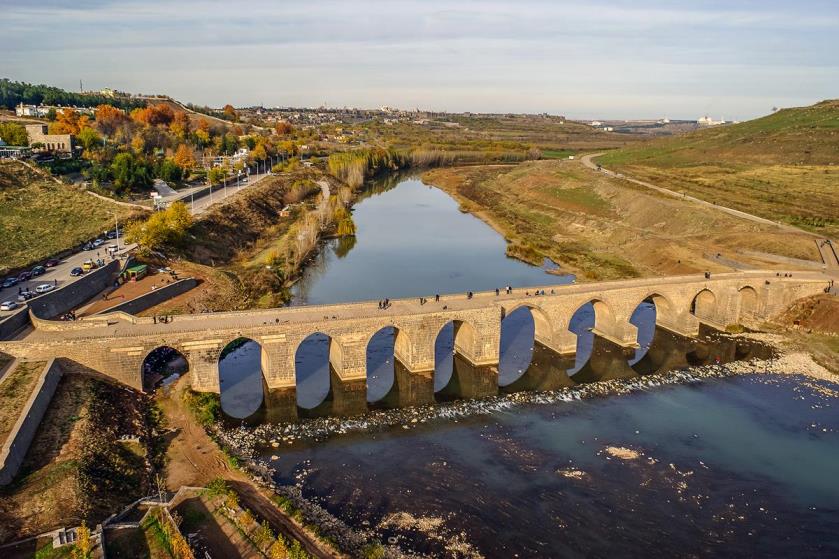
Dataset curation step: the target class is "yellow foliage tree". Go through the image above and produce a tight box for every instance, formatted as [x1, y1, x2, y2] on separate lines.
[126, 201, 193, 253]
[71, 525, 92, 559]
[173, 144, 196, 169]
[269, 538, 288, 559]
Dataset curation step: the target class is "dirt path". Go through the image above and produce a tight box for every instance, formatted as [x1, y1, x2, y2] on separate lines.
[158, 379, 337, 558]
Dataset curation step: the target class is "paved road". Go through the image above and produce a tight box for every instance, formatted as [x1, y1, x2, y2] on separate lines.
[0, 237, 131, 318]
[160, 171, 273, 215]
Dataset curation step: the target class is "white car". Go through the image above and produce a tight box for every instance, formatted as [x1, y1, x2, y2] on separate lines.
[35, 283, 55, 294]
[0, 301, 18, 311]
[92, 239, 105, 248]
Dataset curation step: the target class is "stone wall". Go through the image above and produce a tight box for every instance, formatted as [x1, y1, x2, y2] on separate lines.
[101, 278, 197, 316]
[0, 359, 63, 485]
[29, 260, 121, 319]
[0, 308, 30, 341]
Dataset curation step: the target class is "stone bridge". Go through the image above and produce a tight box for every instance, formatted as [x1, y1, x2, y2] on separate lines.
[0, 271, 828, 418]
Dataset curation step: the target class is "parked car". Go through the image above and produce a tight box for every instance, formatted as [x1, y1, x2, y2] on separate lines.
[2, 277, 18, 288]
[82, 260, 97, 272]
[17, 290, 34, 301]
[45, 258, 60, 267]
[106, 230, 118, 239]
[70, 267, 84, 276]
[92, 239, 105, 248]
[17, 271, 32, 282]
[0, 301, 18, 311]
[35, 284, 55, 294]
[31, 265, 46, 276]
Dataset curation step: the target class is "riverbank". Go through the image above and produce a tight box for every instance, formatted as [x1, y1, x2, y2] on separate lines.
[421, 161, 822, 281]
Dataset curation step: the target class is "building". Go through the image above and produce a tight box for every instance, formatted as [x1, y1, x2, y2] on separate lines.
[15, 104, 96, 118]
[0, 139, 32, 159]
[25, 124, 75, 153]
[697, 115, 726, 126]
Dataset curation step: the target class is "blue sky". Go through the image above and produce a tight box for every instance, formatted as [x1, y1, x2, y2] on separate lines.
[2, 0, 837, 119]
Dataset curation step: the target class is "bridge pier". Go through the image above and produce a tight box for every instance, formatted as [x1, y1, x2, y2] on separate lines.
[436, 354, 498, 401]
[376, 360, 435, 409]
[501, 341, 576, 393]
[181, 340, 223, 393]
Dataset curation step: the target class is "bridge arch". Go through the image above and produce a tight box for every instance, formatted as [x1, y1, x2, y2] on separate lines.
[365, 325, 413, 403]
[738, 286, 759, 321]
[295, 332, 344, 409]
[218, 336, 265, 419]
[499, 304, 553, 386]
[433, 319, 479, 392]
[566, 298, 618, 374]
[141, 345, 189, 391]
[502, 302, 553, 348]
[690, 288, 717, 322]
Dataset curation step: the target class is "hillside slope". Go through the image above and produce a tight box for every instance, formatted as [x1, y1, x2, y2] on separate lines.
[596, 100, 839, 236]
[0, 161, 138, 273]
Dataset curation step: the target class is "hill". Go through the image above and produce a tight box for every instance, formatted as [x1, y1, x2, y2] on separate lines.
[596, 100, 839, 236]
[0, 161, 139, 274]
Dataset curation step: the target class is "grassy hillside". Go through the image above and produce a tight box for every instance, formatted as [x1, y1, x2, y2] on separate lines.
[422, 160, 820, 281]
[597, 100, 839, 236]
[0, 161, 139, 274]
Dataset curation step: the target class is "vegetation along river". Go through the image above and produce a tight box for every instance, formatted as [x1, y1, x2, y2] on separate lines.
[216, 175, 838, 557]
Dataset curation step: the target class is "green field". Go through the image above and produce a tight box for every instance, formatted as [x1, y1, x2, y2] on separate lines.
[0, 161, 138, 274]
[597, 100, 839, 236]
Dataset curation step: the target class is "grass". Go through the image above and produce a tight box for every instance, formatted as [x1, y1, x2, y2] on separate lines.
[0, 360, 46, 446]
[597, 99, 839, 237]
[181, 389, 220, 428]
[0, 160, 138, 274]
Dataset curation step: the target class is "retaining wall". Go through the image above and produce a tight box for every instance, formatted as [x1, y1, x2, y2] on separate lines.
[101, 278, 197, 316]
[0, 359, 63, 485]
[29, 260, 121, 319]
[0, 308, 30, 341]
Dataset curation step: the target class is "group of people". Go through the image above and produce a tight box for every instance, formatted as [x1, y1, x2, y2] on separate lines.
[377, 299, 391, 310]
[377, 284, 563, 309]
[152, 315, 174, 324]
[60, 310, 77, 321]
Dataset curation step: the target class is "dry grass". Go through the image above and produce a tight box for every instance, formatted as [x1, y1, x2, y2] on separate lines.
[597, 100, 839, 236]
[422, 159, 821, 281]
[0, 161, 138, 274]
[0, 361, 45, 446]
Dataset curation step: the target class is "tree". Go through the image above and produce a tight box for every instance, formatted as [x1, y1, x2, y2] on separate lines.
[46, 107, 57, 121]
[94, 104, 128, 136]
[0, 122, 28, 146]
[223, 104, 238, 122]
[207, 167, 226, 185]
[194, 128, 211, 148]
[169, 110, 190, 138]
[274, 121, 293, 135]
[111, 152, 151, 193]
[77, 127, 101, 151]
[51, 108, 84, 134]
[71, 525, 92, 559]
[251, 143, 268, 162]
[126, 201, 193, 252]
[269, 538, 288, 559]
[157, 159, 183, 182]
[130, 103, 175, 127]
[173, 144, 196, 169]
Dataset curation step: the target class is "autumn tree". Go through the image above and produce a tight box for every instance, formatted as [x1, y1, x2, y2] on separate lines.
[131, 103, 175, 127]
[170, 110, 190, 138]
[94, 104, 129, 136]
[207, 167, 226, 185]
[50, 108, 89, 134]
[274, 121, 293, 135]
[173, 143, 196, 169]
[71, 525, 92, 559]
[251, 142, 268, 162]
[126, 201, 193, 252]
[222, 104, 238, 122]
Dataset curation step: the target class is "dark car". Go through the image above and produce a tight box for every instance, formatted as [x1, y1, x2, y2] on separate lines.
[17, 271, 32, 282]
[83, 243, 94, 251]
[2, 277, 19, 288]
[70, 267, 84, 276]
[106, 230, 118, 239]
[45, 259, 60, 268]
[31, 265, 46, 276]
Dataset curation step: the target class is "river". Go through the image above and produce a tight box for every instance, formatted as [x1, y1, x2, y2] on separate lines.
[216, 174, 839, 557]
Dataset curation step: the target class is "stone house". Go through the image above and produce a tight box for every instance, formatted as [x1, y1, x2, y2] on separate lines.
[25, 124, 75, 153]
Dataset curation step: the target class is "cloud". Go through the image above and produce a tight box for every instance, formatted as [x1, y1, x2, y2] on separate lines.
[2, 0, 837, 118]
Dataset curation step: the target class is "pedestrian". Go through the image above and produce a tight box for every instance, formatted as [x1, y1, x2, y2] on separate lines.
[550, 289, 555, 294]
[526, 291, 530, 296]
[153, 316, 157, 324]
[435, 294, 440, 302]
[54, 279, 58, 286]
[495, 288, 499, 296]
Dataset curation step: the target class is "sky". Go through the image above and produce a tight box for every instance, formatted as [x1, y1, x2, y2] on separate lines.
[2, 0, 837, 120]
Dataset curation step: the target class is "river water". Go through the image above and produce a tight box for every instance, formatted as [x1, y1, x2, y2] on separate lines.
[217, 175, 839, 556]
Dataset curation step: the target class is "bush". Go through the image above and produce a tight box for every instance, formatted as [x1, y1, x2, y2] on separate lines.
[126, 201, 192, 252]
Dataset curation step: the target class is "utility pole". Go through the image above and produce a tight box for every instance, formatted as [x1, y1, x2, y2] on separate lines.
[114, 212, 120, 250]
